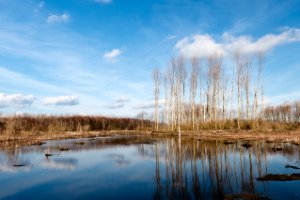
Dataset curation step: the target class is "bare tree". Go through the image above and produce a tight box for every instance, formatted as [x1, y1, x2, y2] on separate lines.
[175, 56, 186, 137]
[234, 49, 242, 129]
[256, 51, 265, 120]
[241, 57, 252, 120]
[153, 68, 161, 131]
[207, 55, 223, 129]
[190, 57, 199, 130]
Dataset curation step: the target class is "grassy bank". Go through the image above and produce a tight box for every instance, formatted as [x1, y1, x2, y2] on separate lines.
[1, 129, 299, 149]
[0, 115, 299, 149]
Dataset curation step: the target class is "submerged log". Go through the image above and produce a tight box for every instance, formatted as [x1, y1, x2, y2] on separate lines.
[45, 153, 59, 157]
[224, 140, 236, 145]
[59, 147, 70, 151]
[272, 146, 283, 151]
[257, 173, 300, 181]
[241, 142, 252, 148]
[285, 164, 300, 170]
[266, 140, 274, 143]
[33, 141, 46, 146]
[12, 164, 27, 167]
[291, 142, 299, 146]
[74, 141, 84, 145]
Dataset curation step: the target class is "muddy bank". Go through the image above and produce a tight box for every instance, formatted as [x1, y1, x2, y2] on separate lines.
[0, 130, 299, 149]
[0, 130, 150, 149]
[257, 173, 300, 181]
[187, 130, 300, 144]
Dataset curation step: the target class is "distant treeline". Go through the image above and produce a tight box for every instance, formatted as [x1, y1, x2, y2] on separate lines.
[0, 115, 152, 136]
[264, 101, 300, 123]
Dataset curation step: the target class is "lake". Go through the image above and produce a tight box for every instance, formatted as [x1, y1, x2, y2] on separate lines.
[0, 135, 299, 200]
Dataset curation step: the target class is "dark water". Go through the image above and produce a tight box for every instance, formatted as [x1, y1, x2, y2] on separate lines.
[0, 135, 299, 200]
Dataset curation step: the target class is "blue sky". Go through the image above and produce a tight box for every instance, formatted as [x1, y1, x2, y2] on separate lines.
[0, 0, 299, 116]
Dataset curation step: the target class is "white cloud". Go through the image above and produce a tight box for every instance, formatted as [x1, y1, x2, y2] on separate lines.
[103, 49, 122, 62]
[224, 28, 300, 54]
[0, 93, 35, 108]
[175, 28, 300, 58]
[95, 0, 112, 4]
[107, 103, 124, 109]
[43, 95, 79, 106]
[47, 12, 70, 24]
[175, 35, 224, 58]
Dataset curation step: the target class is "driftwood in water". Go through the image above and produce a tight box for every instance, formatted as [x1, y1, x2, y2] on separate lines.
[272, 146, 283, 151]
[45, 153, 59, 157]
[291, 142, 299, 146]
[285, 164, 300, 170]
[74, 141, 84, 145]
[224, 140, 236, 145]
[12, 164, 27, 167]
[33, 141, 46, 146]
[241, 142, 252, 148]
[257, 173, 300, 181]
[59, 147, 70, 151]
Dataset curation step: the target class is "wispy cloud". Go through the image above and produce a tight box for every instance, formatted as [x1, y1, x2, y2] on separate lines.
[95, 0, 112, 4]
[105, 96, 130, 109]
[47, 12, 70, 24]
[107, 103, 124, 109]
[103, 49, 122, 62]
[34, 1, 44, 13]
[43, 95, 79, 106]
[116, 96, 130, 103]
[175, 28, 300, 58]
[165, 34, 177, 41]
[0, 93, 35, 108]
[133, 99, 165, 110]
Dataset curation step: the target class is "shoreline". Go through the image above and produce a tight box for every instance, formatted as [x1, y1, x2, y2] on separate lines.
[0, 130, 299, 149]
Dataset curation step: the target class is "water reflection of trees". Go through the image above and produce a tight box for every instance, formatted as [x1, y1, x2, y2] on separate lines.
[0, 136, 299, 199]
[149, 138, 300, 200]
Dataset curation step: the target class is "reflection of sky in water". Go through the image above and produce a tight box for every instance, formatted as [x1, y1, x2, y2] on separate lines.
[0, 136, 299, 200]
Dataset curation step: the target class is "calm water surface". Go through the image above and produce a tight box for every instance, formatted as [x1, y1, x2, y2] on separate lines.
[0, 135, 299, 200]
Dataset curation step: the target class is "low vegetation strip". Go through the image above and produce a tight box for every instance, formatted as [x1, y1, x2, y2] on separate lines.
[0, 115, 152, 137]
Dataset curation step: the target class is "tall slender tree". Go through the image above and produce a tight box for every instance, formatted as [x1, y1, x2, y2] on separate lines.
[152, 68, 161, 131]
[190, 57, 199, 130]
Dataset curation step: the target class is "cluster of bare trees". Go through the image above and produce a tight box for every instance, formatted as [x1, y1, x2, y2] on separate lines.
[264, 101, 300, 123]
[152, 50, 267, 133]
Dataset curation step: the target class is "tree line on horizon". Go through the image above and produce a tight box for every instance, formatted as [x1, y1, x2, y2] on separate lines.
[152, 49, 300, 134]
[0, 115, 152, 137]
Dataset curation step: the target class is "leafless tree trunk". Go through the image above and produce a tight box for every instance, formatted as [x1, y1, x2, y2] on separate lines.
[153, 68, 161, 131]
[234, 49, 242, 129]
[175, 57, 186, 137]
[241, 57, 252, 121]
[190, 57, 199, 130]
[256, 52, 265, 121]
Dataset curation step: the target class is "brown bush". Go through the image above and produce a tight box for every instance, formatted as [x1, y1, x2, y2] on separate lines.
[0, 115, 152, 135]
